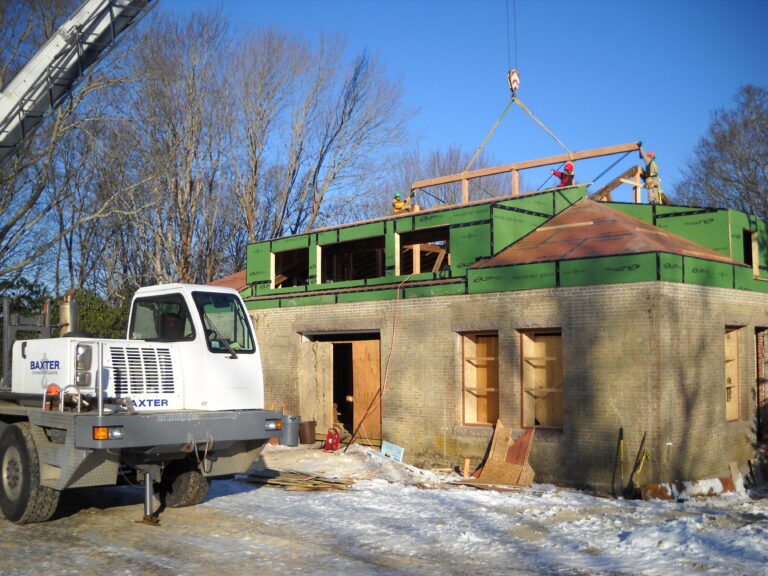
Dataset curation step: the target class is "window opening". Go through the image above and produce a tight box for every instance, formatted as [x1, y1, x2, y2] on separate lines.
[521, 330, 563, 428]
[462, 332, 499, 425]
[398, 226, 450, 275]
[273, 247, 309, 288]
[321, 237, 385, 283]
[743, 229, 759, 276]
[725, 327, 740, 421]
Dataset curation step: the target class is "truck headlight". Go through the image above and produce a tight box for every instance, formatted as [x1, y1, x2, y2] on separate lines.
[264, 419, 282, 431]
[93, 426, 124, 440]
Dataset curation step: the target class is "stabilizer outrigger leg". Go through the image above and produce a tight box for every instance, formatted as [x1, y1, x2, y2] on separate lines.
[135, 466, 161, 525]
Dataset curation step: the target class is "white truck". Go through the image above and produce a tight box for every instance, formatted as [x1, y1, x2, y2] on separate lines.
[0, 284, 293, 524]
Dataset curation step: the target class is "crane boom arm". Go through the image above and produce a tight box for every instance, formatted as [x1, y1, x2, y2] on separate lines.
[0, 0, 155, 165]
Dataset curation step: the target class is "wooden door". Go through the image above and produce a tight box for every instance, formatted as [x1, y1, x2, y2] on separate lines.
[352, 340, 381, 442]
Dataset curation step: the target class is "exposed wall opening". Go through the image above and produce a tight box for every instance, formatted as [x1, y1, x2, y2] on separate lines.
[273, 247, 309, 288]
[398, 226, 450, 275]
[725, 327, 740, 422]
[521, 330, 563, 429]
[461, 332, 499, 425]
[743, 229, 759, 276]
[303, 332, 382, 444]
[320, 237, 385, 283]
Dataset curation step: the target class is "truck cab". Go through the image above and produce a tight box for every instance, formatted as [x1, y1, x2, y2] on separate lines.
[0, 284, 292, 524]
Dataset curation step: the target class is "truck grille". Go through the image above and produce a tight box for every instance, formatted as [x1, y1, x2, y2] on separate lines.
[109, 346, 175, 395]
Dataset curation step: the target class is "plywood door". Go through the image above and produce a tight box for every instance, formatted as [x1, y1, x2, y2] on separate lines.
[300, 341, 333, 431]
[352, 340, 381, 441]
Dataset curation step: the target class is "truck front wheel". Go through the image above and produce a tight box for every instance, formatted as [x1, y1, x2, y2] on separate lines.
[156, 458, 210, 508]
[0, 422, 60, 523]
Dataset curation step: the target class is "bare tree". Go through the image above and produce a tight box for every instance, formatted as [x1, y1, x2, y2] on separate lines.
[0, 0, 150, 294]
[113, 10, 233, 285]
[355, 146, 512, 220]
[673, 85, 768, 217]
[229, 34, 409, 241]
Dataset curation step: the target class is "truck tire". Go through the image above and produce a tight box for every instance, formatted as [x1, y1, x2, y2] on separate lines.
[0, 422, 60, 524]
[157, 459, 209, 508]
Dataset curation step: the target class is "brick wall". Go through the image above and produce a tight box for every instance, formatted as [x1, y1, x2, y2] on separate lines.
[250, 281, 768, 490]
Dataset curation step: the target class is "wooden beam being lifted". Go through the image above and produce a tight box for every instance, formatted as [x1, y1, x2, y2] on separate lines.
[411, 142, 642, 192]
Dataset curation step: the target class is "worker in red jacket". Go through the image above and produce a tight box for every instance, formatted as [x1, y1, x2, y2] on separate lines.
[551, 162, 575, 187]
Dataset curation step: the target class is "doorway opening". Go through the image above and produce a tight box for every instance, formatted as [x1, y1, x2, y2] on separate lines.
[309, 332, 381, 444]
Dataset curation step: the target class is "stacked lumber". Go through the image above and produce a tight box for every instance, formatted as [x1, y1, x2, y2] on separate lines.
[245, 469, 352, 491]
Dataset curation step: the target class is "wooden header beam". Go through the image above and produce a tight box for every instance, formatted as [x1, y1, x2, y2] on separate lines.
[410, 142, 642, 193]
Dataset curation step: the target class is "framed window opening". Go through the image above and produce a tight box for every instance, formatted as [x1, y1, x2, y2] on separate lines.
[272, 247, 309, 288]
[725, 327, 740, 422]
[397, 226, 450, 276]
[461, 332, 499, 426]
[743, 229, 759, 276]
[521, 330, 563, 429]
[319, 237, 385, 283]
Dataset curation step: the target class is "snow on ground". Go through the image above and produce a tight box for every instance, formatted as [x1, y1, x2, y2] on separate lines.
[203, 443, 768, 576]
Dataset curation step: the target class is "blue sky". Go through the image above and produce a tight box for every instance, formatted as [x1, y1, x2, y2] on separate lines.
[161, 0, 767, 202]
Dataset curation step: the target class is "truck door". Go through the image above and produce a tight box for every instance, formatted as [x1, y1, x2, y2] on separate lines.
[190, 291, 263, 410]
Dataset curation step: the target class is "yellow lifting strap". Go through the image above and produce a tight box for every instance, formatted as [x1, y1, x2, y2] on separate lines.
[463, 94, 573, 175]
[513, 96, 573, 163]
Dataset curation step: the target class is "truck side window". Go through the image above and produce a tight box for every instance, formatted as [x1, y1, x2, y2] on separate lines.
[192, 292, 255, 354]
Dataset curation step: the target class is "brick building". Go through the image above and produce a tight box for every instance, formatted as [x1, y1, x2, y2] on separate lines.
[232, 151, 768, 491]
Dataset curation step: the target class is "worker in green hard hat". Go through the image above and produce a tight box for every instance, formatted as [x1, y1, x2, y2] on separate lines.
[392, 192, 413, 214]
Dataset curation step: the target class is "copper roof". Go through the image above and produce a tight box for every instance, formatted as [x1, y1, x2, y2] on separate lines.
[473, 198, 741, 269]
[209, 270, 248, 292]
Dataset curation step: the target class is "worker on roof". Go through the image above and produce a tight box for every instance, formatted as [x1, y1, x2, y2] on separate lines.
[392, 192, 413, 214]
[640, 148, 664, 205]
[550, 162, 575, 188]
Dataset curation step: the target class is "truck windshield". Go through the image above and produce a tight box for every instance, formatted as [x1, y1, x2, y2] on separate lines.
[191, 291, 255, 354]
[129, 293, 196, 342]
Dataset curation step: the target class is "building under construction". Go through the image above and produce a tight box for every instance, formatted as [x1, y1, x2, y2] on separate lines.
[230, 142, 768, 492]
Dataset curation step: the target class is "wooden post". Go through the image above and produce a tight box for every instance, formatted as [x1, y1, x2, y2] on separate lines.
[633, 171, 642, 203]
[511, 169, 519, 196]
[412, 243, 421, 275]
[461, 178, 469, 203]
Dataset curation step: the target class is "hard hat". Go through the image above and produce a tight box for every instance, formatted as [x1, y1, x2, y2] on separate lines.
[564, 162, 574, 171]
[394, 193, 401, 198]
[648, 152, 655, 158]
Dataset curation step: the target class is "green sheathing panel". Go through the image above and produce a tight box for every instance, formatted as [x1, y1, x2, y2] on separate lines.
[403, 283, 466, 298]
[658, 253, 684, 283]
[559, 254, 657, 286]
[683, 257, 734, 288]
[270, 234, 310, 252]
[498, 194, 554, 217]
[384, 221, 397, 271]
[738, 275, 768, 293]
[278, 294, 337, 308]
[414, 204, 491, 228]
[337, 222, 386, 242]
[467, 262, 557, 293]
[655, 205, 705, 216]
[246, 242, 271, 284]
[553, 186, 587, 212]
[316, 229, 339, 245]
[656, 210, 730, 255]
[337, 289, 398, 303]
[450, 224, 491, 275]
[491, 207, 548, 254]
[394, 217, 416, 233]
[603, 203, 654, 224]
[245, 299, 280, 310]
